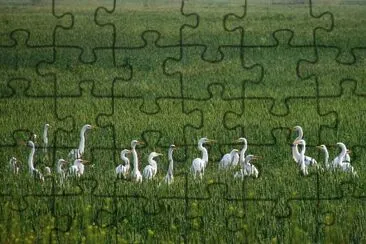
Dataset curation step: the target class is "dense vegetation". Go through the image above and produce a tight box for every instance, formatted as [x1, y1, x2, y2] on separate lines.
[0, 1, 365, 243]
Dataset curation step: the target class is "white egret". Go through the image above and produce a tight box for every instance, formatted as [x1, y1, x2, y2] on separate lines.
[43, 123, 50, 153]
[163, 144, 176, 185]
[219, 149, 239, 169]
[317, 144, 330, 170]
[9, 157, 20, 174]
[130, 140, 144, 183]
[333, 142, 357, 176]
[234, 155, 260, 179]
[331, 142, 351, 168]
[56, 159, 68, 183]
[237, 137, 248, 168]
[69, 158, 88, 177]
[27, 141, 44, 182]
[293, 139, 310, 176]
[143, 152, 163, 180]
[44, 166, 51, 176]
[292, 126, 317, 167]
[191, 137, 215, 180]
[68, 124, 93, 160]
[115, 149, 131, 179]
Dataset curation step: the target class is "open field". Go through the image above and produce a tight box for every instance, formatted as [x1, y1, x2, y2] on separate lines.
[1, 1, 366, 243]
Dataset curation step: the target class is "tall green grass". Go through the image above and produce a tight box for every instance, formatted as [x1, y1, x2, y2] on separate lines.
[0, 2, 366, 243]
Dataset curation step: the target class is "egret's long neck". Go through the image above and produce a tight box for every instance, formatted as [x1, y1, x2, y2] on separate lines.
[240, 142, 247, 163]
[149, 157, 157, 168]
[198, 143, 208, 163]
[57, 161, 63, 173]
[28, 144, 35, 172]
[132, 146, 139, 170]
[323, 148, 329, 168]
[78, 128, 87, 154]
[292, 144, 301, 160]
[122, 155, 130, 166]
[43, 126, 48, 145]
[339, 146, 347, 162]
[295, 128, 303, 141]
[168, 149, 174, 172]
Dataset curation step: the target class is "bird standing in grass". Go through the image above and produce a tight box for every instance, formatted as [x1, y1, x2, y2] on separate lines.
[56, 159, 68, 183]
[43, 123, 50, 153]
[292, 126, 317, 167]
[317, 144, 331, 170]
[27, 141, 44, 182]
[219, 149, 239, 169]
[69, 158, 88, 177]
[9, 157, 20, 174]
[163, 144, 176, 185]
[68, 124, 93, 160]
[333, 142, 357, 176]
[116, 149, 131, 179]
[234, 155, 260, 179]
[143, 152, 163, 180]
[191, 137, 215, 180]
[131, 140, 144, 183]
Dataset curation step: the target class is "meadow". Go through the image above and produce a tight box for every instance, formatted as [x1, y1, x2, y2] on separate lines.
[0, 0, 366, 243]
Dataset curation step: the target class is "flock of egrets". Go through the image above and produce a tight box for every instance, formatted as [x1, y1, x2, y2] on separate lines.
[8, 124, 357, 185]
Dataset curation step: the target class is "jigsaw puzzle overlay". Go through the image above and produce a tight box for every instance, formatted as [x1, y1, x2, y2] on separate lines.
[1, 0, 366, 242]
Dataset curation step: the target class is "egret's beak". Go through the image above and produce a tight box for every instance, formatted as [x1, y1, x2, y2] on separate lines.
[208, 139, 216, 144]
[347, 149, 352, 154]
[157, 153, 163, 156]
[137, 141, 144, 145]
[253, 155, 261, 160]
[316, 146, 323, 149]
[81, 160, 90, 164]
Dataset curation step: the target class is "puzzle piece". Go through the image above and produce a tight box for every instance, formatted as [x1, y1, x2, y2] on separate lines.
[318, 81, 366, 147]
[53, 0, 114, 62]
[95, 0, 194, 47]
[312, 5, 366, 63]
[0, 30, 54, 96]
[37, 47, 131, 96]
[113, 31, 181, 114]
[165, 45, 262, 100]
[225, 96, 336, 146]
[0, 1, 72, 46]
[298, 47, 366, 96]
[181, 0, 244, 61]
[0, 79, 72, 146]
[242, 30, 317, 115]
[224, 0, 333, 46]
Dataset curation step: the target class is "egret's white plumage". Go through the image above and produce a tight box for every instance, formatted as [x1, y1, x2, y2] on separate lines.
[143, 152, 162, 180]
[234, 155, 260, 179]
[333, 142, 357, 176]
[68, 124, 93, 160]
[43, 123, 50, 153]
[219, 149, 239, 169]
[27, 141, 44, 182]
[69, 159, 86, 177]
[130, 140, 143, 183]
[9, 157, 20, 174]
[317, 145, 330, 170]
[116, 149, 131, 179]
[238, 137, 248, 168]
[191, 137, 214, 180]
[293, 139, 309, 176]
[163, 145, 176, 185]
[292, 126, 317, 167]
[331, 142, 351, 168]
[56, 159, 68, 183]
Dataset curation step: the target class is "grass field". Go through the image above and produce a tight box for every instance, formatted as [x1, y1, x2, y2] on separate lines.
[1, 1, 366, 243]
